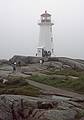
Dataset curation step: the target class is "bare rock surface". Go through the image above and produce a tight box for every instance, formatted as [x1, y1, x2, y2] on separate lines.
[80, 117, 84, 120]
[0, 94, 82, 120]
[48, 57, 84, 70]
[0, 59, 9, 65]
[9, 55, 84, 70]
[9, 55, 48, 65]
[0, 56, 84, 119]
[27, 79, 84, 100]
[45, 109, 77, 120]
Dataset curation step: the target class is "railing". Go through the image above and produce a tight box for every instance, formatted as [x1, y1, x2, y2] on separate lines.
[41, 19, 51, 22]
[38, 19, 51, 23]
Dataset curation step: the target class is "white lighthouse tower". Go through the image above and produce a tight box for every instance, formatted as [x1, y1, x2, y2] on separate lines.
[37, 11, 54, 57]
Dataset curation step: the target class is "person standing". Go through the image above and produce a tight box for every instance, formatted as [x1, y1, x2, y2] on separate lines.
[12, 62, 16, 73]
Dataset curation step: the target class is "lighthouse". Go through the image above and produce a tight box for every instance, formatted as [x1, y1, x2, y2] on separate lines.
[37, 11, 54, 57]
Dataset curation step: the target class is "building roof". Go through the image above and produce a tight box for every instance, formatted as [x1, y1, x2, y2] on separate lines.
[41, 11, 51, 17]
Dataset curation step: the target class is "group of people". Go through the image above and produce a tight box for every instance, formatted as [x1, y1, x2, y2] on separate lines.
[11, 61, 21, 73]
[11, 59, 44, 73]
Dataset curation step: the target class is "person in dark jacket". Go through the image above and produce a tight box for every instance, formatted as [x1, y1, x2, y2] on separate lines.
[12, 62, 16, 73]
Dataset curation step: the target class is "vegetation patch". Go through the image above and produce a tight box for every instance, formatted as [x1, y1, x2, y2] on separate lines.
[0, 75, 40, 96]
[41, 68, 83, 77]
[31, 70, 84, 94]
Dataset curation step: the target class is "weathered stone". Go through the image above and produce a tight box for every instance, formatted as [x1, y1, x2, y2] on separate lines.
[0, 59, 9, 65]
[80, 117, 84, 120]
[63, 64, 71, 69]
[45, 109, 77, 120]
[21, 71, 32, 75]
[43, 61, 63, 69]
[48, 57, 84, 70]
[57, 101, 73, 110]
[9, 56, 84, 70]
[37, 101, 58, 109]
[9, 55, 48, 65]
[0, 95, 79, 120]
[67, 101, 84, 109]
[68, 76, 79, 80]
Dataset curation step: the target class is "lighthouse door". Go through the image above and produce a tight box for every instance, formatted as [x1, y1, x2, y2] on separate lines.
[37, 47, 43, 57]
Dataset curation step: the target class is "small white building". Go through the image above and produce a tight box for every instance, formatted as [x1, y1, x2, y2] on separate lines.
[37, 11, 54, 57]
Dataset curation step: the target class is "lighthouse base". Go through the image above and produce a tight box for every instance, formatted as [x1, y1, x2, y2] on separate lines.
[37, 47, 53, 57]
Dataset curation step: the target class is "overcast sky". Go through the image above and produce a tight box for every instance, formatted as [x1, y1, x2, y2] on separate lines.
[0, 0, 84, 59]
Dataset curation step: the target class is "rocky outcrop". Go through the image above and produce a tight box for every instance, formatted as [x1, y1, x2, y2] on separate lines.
[0, 59, 9, 65]
[43, 61, 63, 70]
[48, 57, 84, 70]
[45, 109, 77, 120]
[0, 94, 83, 120]
[9, 56, 84, 70]
[9, 55, 48, 65]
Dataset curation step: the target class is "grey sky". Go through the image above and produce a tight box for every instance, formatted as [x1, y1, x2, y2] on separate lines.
[0, 0, 83, 59]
